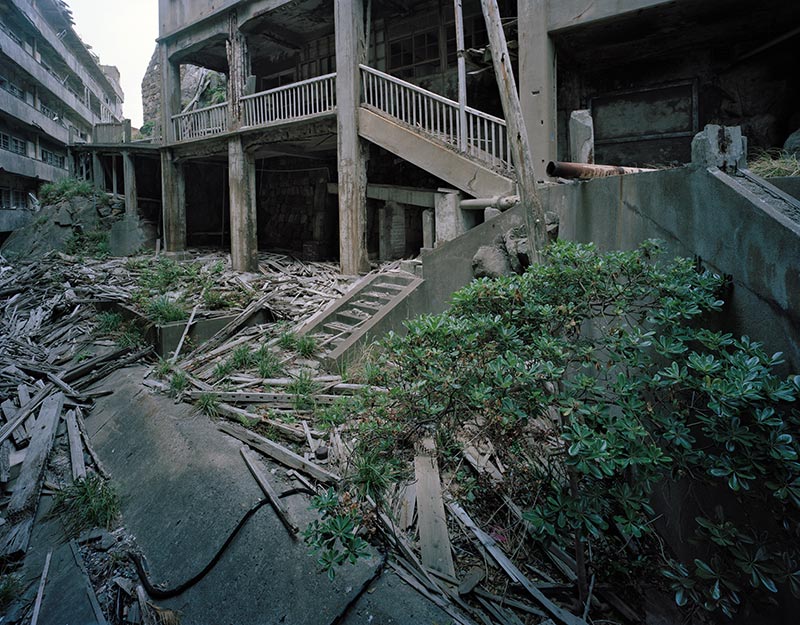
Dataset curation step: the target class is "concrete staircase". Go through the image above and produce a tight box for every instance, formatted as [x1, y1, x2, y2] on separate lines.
[298, 266, 423, 367]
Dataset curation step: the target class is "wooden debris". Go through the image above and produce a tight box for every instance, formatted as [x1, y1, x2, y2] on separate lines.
[0, 383, 53, 446]
[219, 421, 340, 484]
[30, 550, 52, 625]
[448, 502, 588, 625]
[75, 408, 109, 478]
[70, 540, 110, 625]
[239, 445, 299, 536]
[415, 437, 456, 578]
[66, 409, 87, 480]
[458, 567, 485, 596]
[7, 392, 64, 517]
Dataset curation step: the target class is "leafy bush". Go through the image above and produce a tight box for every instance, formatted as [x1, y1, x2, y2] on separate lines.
[39, 177, 94, 205]
[359, 240, 800, 619]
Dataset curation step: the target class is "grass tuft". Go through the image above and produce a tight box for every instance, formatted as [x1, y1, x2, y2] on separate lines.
[749, 149, 800, 178]
[196, 392, 220, 418]
[50, 474, 119, 537]
[147, 296, 188, 324]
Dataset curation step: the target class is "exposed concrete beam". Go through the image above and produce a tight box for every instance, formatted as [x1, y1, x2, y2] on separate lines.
[335, 0, 370, 275]
[228, 137, 258, 272]
[547, 0, 675, 33]
[327, 182, 438, 208]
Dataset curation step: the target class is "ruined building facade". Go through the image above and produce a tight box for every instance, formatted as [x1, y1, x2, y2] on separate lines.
[152, 0, 798, 274]
[0, 0, 123, 235]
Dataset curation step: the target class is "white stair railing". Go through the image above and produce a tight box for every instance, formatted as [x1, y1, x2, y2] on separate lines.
[359, 64, 512, 174]
[242, 73, 337, 129]
[171, 101, 228, 142]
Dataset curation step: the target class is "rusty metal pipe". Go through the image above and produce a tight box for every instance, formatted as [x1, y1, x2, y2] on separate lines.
[546, 161, 657, 180]
[459, 195, 520, 210]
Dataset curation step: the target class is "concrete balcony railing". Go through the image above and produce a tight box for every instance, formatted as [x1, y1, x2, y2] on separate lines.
[0, 149, 68, 182]
[0, 26, 98, 126]
[169, 73, 338, 144]
[0, 88, 69, 145]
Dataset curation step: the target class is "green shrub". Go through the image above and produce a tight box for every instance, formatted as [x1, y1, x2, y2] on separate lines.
[39, 177, 94, 205]
[357, 240, 800, 619]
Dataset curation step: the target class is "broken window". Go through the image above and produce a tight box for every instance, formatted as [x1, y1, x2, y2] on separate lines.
[388, 27, 440, 79]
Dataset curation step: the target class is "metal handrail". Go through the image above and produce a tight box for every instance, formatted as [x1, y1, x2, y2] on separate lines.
[241, 73, 337, 129]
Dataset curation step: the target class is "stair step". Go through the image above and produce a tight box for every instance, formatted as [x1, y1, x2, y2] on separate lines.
[337, 309, 369, 324]
[376, 272, 416, 287]
[324, 321, 354, 334]
[375, 282, 406, 291]
[352, 300, 384, 312]
[362, 290, 394, 302]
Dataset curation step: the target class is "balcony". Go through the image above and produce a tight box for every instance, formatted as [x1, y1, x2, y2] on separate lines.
[0, 88, 69, 144]
[169, 73, 337, 144]
[0, 149, 68, 182]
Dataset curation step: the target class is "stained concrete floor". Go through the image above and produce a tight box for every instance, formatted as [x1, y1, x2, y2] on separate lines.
[83, 366, 449, 625]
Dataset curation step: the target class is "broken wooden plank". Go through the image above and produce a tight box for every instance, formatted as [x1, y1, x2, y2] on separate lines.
[1, 516, 34, 559]
[70, 540, 110, 625]
[239, 445, 298, 536]
[395, 480, 417, 532]
[187, 390, 340, 405]
[0, 439, 11, 485]
[172, 303, 199, 361]
[75, 408, 109, 479]
[30, 550, 52, 625]
[1, 399, 28, 446]
[0, 383, 54, 446]
[7, 393, 65, 517]
[216, 403, 310, 442]
[219, 421, 340, 484]
[65, 409, 86, 481]
[448, 502, 588, 625]
[415, 437, 456, 578]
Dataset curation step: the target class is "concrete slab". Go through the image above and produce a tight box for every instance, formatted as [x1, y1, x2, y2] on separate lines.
[85, 366, 447, 625]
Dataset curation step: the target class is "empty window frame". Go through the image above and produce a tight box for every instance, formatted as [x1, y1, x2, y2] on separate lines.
[388, 27, 440, 79]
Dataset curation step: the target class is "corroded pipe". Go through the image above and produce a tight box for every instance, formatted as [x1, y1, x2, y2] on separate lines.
[546, 161, 657, 179]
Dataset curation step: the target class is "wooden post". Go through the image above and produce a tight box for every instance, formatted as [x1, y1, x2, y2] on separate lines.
[160, 150, 186, 252]
[228, 137, 258, 272]
[453, 0, 468, 152]
[122, 150, 138, 216]
[227, 11, 249, 130]
[480, 0, 548, 263]
[335, 0, 370, 275]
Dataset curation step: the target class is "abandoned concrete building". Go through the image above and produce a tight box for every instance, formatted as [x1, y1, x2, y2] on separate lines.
[0, 0, 124, 238]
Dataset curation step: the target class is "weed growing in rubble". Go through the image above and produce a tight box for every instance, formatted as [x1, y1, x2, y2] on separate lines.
[256, 348, 283, 379]
[296, 335, 318, 358]
[65, 230, 110, 259]
[287, 371, 319, 410]
[351, 239, 800, 619]
[155, 357, 172, 379]
[230, 345, 256, 370]
[303, 488, 371, 580]
[0, 573, 22, 610]
[39, 177, 95, 204]
[202, 289, 229, 310]
[51, 474, 120, 537]
[169, 370, 188, 395]
[213, 360, 233, 381]
[147, 296, 188, 324]
[196, 392, 220, 418]
[96, 311, 123, 334]
[116, 322, 144, 349]
[278, 330, 298, 351]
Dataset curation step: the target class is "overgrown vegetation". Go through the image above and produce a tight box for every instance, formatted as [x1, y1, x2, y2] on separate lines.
[749, 149, 800, 178]
[147, 295, 188, 324]
[96, 311, 123, 334]
[336, 240, 799, 619]
[65, 230, 110, 259]
[50, 474, 120, 537]
[196, 392, 220, 418]
[38, 177, 95, 205]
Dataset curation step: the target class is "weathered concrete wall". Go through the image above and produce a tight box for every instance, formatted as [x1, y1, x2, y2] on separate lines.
[415, 166, 800, 373]
[771, 176, 800, 201]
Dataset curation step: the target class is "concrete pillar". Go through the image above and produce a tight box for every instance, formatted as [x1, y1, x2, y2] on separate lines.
[378, 201, 405, 260]
[122, 150, 138, 216]
[519, 0, 556, 180]
[335, 0, 370, 275]
[92, 152, 104, 191]
[569, 110, 594, 164]
[227, 11, 249, 129]
[228, 137, 258, 272]
[434, 189, 463, 245]
[160, 150, 186, 252]
[111, 155, 118, 196]
[159, 43, 180, 144]
[422, 208, 435, 250]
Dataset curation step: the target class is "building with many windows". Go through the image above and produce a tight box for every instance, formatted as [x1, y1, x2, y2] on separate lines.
[0, 0, 124, 235]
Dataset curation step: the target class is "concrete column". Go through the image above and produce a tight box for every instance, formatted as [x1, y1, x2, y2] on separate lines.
[434, 189, 463, 245]
[378, 201, 405, 260]
[111, 155, 118, 196]
[160, 150, 186, 252]
[122, 151, 138, 216]
[228, 137, 258, 272]
[569, 110, 594, 163]
[227, 11, 250, 129]
[92, 152, 104, 191]
[335, 0, 370, 275]
[519, 0, 556, 180]
[422, 208, 435, 250]
[159, 43, 180, 143]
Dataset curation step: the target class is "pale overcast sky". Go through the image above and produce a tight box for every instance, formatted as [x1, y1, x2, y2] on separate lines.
[67, 0, 159, 128]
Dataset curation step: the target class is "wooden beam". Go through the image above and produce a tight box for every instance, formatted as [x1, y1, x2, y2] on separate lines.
[66, 409, 86, 481]
[414, 437, 456, 578]
[239, 445, 299, 536]
[480, 0, 548, 262]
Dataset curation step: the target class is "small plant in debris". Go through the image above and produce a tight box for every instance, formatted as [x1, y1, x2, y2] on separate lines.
[749, 148, 800, 178]
[0, 573, 23, 610]
[196, 392, 220, 418]
[255, 346, 283, 379]
[213, 360, 234, 381]
[316, 398, 353, 430]
[287, 371, 319, 411]
[75, 350, 93, 363]
[50, 474, 120, 537]
[147, 295, 188, 324]
[116, 322, 144, 349]
[203, 288, 229, 310]
[277, 330, 298, 351]
[230, 345, 256, 370]
[95, 311, 123, 335]
[303, 488, 371, 581]
[39, 177, 95, 204]
[155, 357, 172, 379]
[170, 370, 188, 395]
[296, 335, 318, 358]
[65, 230, 110, 259]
